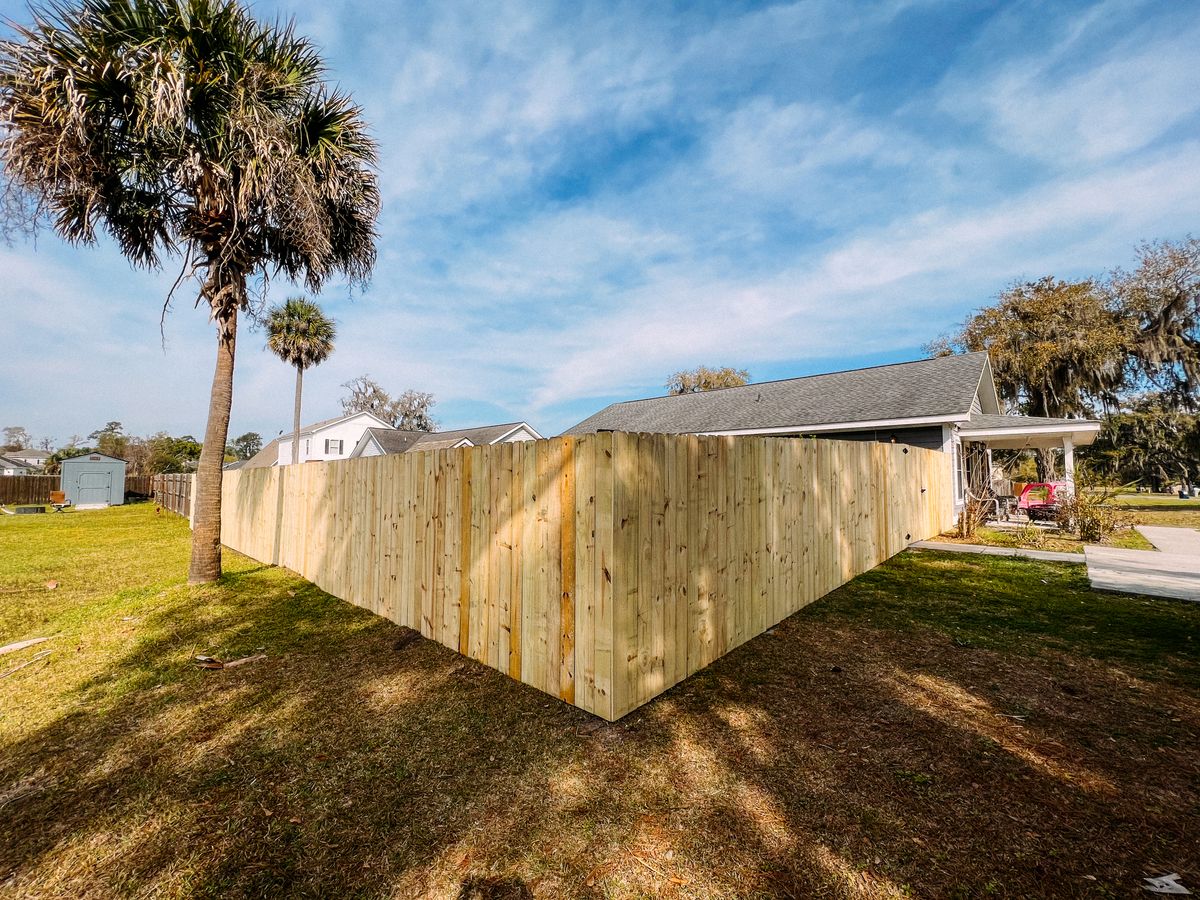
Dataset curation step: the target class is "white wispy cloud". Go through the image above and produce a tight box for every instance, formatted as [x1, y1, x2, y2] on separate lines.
[0, 0, 1197, 443]
[939, 0, 1200, 165]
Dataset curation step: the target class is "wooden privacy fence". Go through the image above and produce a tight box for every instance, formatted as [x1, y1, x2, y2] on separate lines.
[220, 433, 953, 720]
[125, 475, 152, 498]
[2, 474, 155, 505]
[153, 474, 194, 518]
[0, 475, 59, 504]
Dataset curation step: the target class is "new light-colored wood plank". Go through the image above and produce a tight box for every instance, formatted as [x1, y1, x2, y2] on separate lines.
[458, 448, 473, 655]
[611, 432, 640, 718]
[484, 444, 502, 668]
[519, 440, 541, 689]
[543, 436, 564, 699]
[219, 435, 954, 723]
[508, 442, 524, 680]
[572, 435, 595, 712]
[559, 436, 576, 703]
[593, 432, 615, 719]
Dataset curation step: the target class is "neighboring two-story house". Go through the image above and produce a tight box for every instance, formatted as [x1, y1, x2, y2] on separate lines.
[275, 411, 391, 465]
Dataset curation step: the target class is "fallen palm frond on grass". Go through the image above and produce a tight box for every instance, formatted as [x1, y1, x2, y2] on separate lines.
[0, 504, 1198, 897]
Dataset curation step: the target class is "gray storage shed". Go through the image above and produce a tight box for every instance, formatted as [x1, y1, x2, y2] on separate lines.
[60, 453, 126, 508]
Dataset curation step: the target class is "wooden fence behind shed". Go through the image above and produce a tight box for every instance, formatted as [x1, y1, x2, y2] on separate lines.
[125, 475, 152, 498]
[0, 475, 59, 504]
[2, 473, 156, 505]
[152, 474, 194, 518]
[218, 433, 954, 720]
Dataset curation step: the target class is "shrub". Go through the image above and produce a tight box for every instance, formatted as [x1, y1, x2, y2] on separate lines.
[1055, 492, 1121, 543]
[1016, 524, 1047, 548]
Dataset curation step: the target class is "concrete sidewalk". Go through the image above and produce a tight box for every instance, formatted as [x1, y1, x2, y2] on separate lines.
[1136, 525, 1200, 556]
[1084, 526, 1200, 602]
[909, 540, 1084, 564]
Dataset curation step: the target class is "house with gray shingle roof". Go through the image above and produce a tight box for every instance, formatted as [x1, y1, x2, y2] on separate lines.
[239, 414, 543, 469]
[240, 410, 392, 469]
[5, 448, 51, 469]
[349, 422, 543, 459]
[0, 454, 35, 476]
[563, 352, 1100, 512]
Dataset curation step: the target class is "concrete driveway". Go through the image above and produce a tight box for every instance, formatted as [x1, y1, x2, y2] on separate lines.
[1084, 526, 1200, 601]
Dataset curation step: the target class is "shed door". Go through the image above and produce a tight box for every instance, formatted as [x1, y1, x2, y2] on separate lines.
[78, 471, 111, 505]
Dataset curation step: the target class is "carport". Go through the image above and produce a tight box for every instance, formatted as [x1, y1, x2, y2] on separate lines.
[957, 414, 1102, 490]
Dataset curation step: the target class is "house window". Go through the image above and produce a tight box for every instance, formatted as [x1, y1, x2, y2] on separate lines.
[304, 439, 310, 457]
[952, 439, 964, 505]
[324, 439, 343, 455]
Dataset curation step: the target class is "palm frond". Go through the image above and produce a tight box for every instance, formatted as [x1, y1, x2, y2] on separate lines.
[265, 295, 336, 369]
[0, 0, 379, 305]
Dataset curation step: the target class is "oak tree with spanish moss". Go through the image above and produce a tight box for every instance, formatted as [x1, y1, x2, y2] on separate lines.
[0, 0, 379, 582]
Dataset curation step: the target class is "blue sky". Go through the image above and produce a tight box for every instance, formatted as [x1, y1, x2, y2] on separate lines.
[2, 0, 1199, 445]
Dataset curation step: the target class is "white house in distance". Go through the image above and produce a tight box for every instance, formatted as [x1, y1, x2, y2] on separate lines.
[5, 448, 51, 469]
[240, 413, 543, 469]
[274, 411, 391, 465]
[0, 454, 35, 476]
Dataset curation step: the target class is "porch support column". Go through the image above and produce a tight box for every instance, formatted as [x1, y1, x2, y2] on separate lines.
[1062, 437, 1075, 487]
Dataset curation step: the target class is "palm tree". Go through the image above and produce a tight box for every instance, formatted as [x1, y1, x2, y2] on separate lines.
[0, 0, 379, 583]
[266, 298, 336, 465]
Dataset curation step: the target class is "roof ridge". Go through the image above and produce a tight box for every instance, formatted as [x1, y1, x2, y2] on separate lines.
[599, 352, 988, 409]
[430, 421, 524, 434]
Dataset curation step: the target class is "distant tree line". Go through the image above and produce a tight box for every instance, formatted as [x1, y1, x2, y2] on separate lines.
[2, 420, 264, 476]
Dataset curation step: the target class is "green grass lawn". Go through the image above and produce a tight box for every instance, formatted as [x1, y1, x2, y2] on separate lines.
[2, 504, 1199, 898]
[935, 524, 1154, 554]
[1111, 492, 1200, 529]
[934, 491, 1200, 553]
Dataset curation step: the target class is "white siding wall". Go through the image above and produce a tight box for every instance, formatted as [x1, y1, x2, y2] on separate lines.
[357, 438, 383, 458]
[276, 413, 383, 465]
[499, 425, 539, 443]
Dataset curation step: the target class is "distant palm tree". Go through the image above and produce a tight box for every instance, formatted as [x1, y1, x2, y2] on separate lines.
[0, 0, 379, 583]
[266, 298, 337, 465]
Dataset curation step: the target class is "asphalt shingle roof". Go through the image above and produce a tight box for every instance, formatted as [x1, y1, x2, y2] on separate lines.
[413, 423, 530, 446]
[241, 437, 281, 469]
[361, 423, 534, 455]
[963, 413, 1099, 431]
[563, 353, 992, 436]
[362, 428, 425, 454]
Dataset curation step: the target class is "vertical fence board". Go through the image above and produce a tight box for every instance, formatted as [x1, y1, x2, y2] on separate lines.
[593, 433, 615, 719]
[573, 436, 596, 713]
[507, 443, 524, 680]
[559, 437, 577, 703]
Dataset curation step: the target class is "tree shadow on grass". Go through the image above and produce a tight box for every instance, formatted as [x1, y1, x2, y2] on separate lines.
[2, 550, 1199, 898]
[0, 556, 595, 897]
[583, 556, 1200, 897]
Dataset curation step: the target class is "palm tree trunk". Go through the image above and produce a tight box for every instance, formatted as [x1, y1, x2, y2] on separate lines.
[292, 366, 303, 465]
[189, 304, 238, 584]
